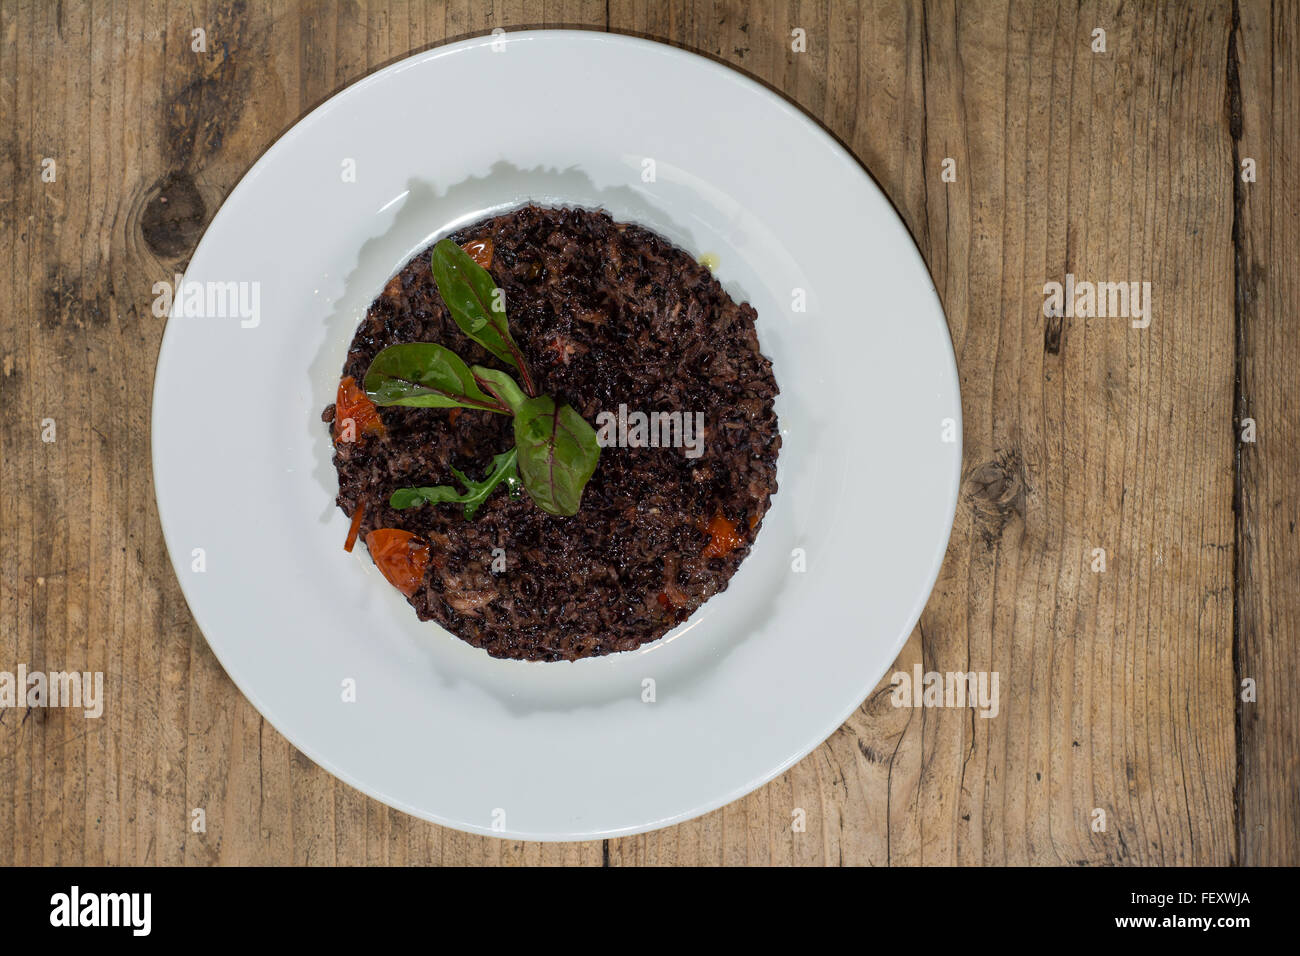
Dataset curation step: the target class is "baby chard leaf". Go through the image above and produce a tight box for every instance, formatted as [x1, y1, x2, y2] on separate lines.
[364, 343, 511, 414]
[513, 396, 601, 517]
[471, 366, 528, 415]
[390, 447, 521, 520]
[431, 239, 536, 396]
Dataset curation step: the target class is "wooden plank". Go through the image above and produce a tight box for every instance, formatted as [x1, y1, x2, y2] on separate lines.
[1233, 0, 1300, 867]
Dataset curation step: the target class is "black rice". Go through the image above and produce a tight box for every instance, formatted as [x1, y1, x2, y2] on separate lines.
[323, 204, 780, 661]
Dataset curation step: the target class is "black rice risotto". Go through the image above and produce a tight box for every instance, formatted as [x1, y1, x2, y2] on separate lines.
[323, 204, 780, 661]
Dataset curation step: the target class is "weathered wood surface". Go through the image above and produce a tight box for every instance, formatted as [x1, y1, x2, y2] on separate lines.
[0, 0, 1292, 865]
[1232, 0, 1300, 867]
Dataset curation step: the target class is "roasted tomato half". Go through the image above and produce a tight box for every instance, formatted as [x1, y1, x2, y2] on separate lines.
[462, 238, 494, 269]
[333, 376, 385, 444]
[365, 529, 431, 597]
[700, 514, 744, 559]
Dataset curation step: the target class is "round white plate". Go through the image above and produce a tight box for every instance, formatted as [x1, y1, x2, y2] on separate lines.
[152, 30, 961, 840]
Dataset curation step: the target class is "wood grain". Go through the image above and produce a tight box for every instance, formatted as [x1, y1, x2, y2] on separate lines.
[0, 0, 1292, 866]
[1232, 0, 1300, 867]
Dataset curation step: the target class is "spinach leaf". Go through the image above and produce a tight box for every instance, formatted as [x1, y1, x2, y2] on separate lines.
[363, 343, 511, 413]
[513, 396, 601, 517]
[430, 239, 536, 396]
[359, 247, 602, 522]
[390, 447, 521, 519]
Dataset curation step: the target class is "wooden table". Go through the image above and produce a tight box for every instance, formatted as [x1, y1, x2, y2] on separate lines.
[1, 0, 1295, 866]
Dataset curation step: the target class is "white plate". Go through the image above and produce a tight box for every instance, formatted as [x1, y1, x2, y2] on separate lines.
[152, 30, 961, 840]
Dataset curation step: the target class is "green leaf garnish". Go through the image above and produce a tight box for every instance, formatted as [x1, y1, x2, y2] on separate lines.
[431, 239, 536, 396]
[513, 395, 602, 517]
[471, 366, 528, 415]
[371, 241, 601, 520]
[363, 343, 511, 413]
[390, 447, 521, 519]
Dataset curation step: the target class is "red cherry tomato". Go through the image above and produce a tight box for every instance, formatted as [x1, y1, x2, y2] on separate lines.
[462, 238, 494, 269]
[334, 376, 385, 444]
[365, 529, 430, 597]
[700, 514, 744, 559]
